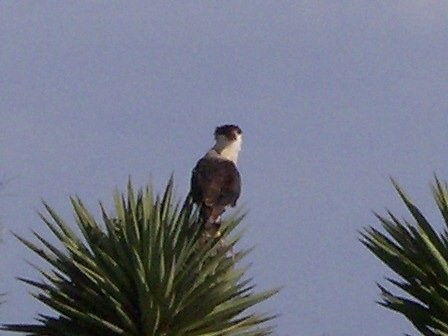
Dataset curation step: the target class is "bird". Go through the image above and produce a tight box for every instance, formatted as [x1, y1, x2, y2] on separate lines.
[190, 124, 243, 236]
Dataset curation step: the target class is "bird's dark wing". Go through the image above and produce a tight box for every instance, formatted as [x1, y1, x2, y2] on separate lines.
[190, 158, 241, 208]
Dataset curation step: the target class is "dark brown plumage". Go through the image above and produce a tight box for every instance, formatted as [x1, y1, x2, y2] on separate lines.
[191, 158, 241, 226]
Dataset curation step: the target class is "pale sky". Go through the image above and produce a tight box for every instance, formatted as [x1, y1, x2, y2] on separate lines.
[1, 2, 448, 335]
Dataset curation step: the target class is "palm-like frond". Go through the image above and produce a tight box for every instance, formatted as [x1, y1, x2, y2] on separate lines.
[361, 177, 448, 335]
[3, 178, 278, 335]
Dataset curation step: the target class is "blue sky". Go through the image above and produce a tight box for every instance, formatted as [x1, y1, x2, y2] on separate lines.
[1, 2, 448, 335]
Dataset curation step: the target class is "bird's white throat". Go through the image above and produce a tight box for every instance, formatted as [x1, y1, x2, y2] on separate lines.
[207, 134, 242, 164]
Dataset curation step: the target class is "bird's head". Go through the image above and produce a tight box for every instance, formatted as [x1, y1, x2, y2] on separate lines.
[214, 124, 243, 149]
[213, 124, 243, 162]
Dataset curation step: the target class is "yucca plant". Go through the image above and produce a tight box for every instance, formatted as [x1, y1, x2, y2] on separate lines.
[361, 177, 448, 335]
[3, 178, 278, 335]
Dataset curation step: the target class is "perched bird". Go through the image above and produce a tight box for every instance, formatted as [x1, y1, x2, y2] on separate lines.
[190, 124, 243, 234]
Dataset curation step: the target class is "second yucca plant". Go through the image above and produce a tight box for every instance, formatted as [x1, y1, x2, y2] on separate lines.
[361, 177, 448, 335]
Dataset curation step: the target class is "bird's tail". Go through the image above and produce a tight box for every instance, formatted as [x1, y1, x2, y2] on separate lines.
[200, 205, 226, 237]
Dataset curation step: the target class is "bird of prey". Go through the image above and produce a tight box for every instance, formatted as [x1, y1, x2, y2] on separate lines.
[190, 124, 242, 234]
